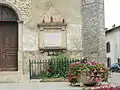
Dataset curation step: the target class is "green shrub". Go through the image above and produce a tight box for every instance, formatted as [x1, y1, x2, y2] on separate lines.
[47, 54, 70, 78]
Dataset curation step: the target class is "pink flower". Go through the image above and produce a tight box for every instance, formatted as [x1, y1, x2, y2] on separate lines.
[95, 78, 99, 82]
[98, 62, 104, 65]
[89, 79, 93, 83]
[91, 62, 97, 66]
[75, 62, 81, 65]
[91, 73, 94, 76]
[106, 84, 111, 87]
[110, 87, 115, 90]
[97, 74, 101, 76]
[94, 69, 97, 72]
[77, 76, 81, 78]
[86, 62, 92, 65]
[87, 76, 90, 80]
[100, 69, 104, 72]
[99, 77, 104, 82]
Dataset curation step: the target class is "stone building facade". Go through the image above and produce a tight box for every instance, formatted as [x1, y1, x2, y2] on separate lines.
[0, 0, 106, 82]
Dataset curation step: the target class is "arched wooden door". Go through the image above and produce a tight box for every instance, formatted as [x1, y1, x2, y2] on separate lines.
[0, 5, 18, 71]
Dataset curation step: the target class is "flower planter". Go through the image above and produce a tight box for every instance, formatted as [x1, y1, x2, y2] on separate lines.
[68, 61, 109, 87]
[79, 75, 97, 86]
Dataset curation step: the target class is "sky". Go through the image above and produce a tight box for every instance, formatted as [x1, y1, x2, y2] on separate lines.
[104, 0, 120, 29]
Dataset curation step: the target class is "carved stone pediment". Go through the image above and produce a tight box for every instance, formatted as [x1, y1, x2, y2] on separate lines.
[39, 7, 65, 23]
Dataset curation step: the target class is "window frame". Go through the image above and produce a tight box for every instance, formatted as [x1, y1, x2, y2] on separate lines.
[106, 42, 110, 53]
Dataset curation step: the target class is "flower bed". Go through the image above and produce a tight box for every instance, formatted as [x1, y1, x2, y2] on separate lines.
[84, 84, 120, 90]
[68, 61, 109, 86]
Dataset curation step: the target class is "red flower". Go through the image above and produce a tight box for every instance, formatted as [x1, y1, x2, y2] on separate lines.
[89, 79, 93, 83]
[91, 62, 97, 66]
[71, 63, 76, 67]
[75, 62, 81, 65]
[77, 75, 81, 78]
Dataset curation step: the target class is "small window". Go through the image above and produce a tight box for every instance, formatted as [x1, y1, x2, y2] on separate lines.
[106, 42, 110, 53]
[107, 58, 111, 68]
[118, 59, 120, 63]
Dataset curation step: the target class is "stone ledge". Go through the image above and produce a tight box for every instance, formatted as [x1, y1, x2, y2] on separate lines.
[33, 78, 68, 82]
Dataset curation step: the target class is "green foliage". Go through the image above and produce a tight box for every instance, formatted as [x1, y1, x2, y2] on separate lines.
[30, 54, 82, 79]
[47, 53, 70, 78]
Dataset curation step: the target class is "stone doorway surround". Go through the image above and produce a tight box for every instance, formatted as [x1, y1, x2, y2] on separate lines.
[0, 1, 24, 82]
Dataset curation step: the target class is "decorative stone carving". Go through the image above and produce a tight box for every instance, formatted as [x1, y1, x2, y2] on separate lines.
[6, 0, 31, 24]
[41, 7, 64, 23]
[37, 15, 67, 56]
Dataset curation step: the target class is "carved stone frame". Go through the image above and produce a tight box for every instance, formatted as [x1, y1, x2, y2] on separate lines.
[37, 21, 67, 55]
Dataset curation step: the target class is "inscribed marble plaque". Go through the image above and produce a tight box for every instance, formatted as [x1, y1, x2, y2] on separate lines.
[44, 32, 61, 47]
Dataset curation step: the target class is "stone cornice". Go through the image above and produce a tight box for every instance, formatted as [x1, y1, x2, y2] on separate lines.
[37, 22, 67, 27]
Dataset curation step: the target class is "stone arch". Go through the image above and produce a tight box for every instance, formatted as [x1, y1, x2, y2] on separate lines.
[0, 2, 22, 21]
[0, 1, 24, 82]
[0, 4, 19, 71]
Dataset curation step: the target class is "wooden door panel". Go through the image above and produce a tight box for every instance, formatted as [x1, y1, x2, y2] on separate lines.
[0, 53, 4, 69]
[0, 22, 18, 71]
[0, 22, 3, 70]
[4, 49, 17, 54]
[2, 22, 18, 47]
[5, 54, 18, 68]
[2, 22, 18, 71]
[0, 5, 18, 71]
[0, 6, 2, 20]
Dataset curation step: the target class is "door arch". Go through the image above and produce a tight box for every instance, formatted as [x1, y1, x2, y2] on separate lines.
[0, 4, 18, 71]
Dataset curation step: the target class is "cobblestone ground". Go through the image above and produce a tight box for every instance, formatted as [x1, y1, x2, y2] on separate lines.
[0, 82, 82, 90]
[0, 73, 119, 90]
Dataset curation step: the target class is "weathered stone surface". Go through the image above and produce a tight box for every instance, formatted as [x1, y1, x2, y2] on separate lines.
[82, 0, 104, 4]
[0, 0, 5, 2]
[23, 26, 39, 50]
[67, 24, 82, 51]
[82, 0, 106, 62]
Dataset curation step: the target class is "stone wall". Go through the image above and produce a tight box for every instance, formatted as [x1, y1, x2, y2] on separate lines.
[7, 0, 31, 24]
[22, 0, 82, 51]
[82, 0, 106, 62]
[5, 0, 82, 51]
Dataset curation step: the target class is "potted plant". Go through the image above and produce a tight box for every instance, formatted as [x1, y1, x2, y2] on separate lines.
[68, 61, 109, 86]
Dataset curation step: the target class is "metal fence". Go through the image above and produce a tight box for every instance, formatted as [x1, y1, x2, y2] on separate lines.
[29, 59, 83, 79]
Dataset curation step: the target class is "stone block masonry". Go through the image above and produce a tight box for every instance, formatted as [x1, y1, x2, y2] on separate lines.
[81, 0, 106, 63]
